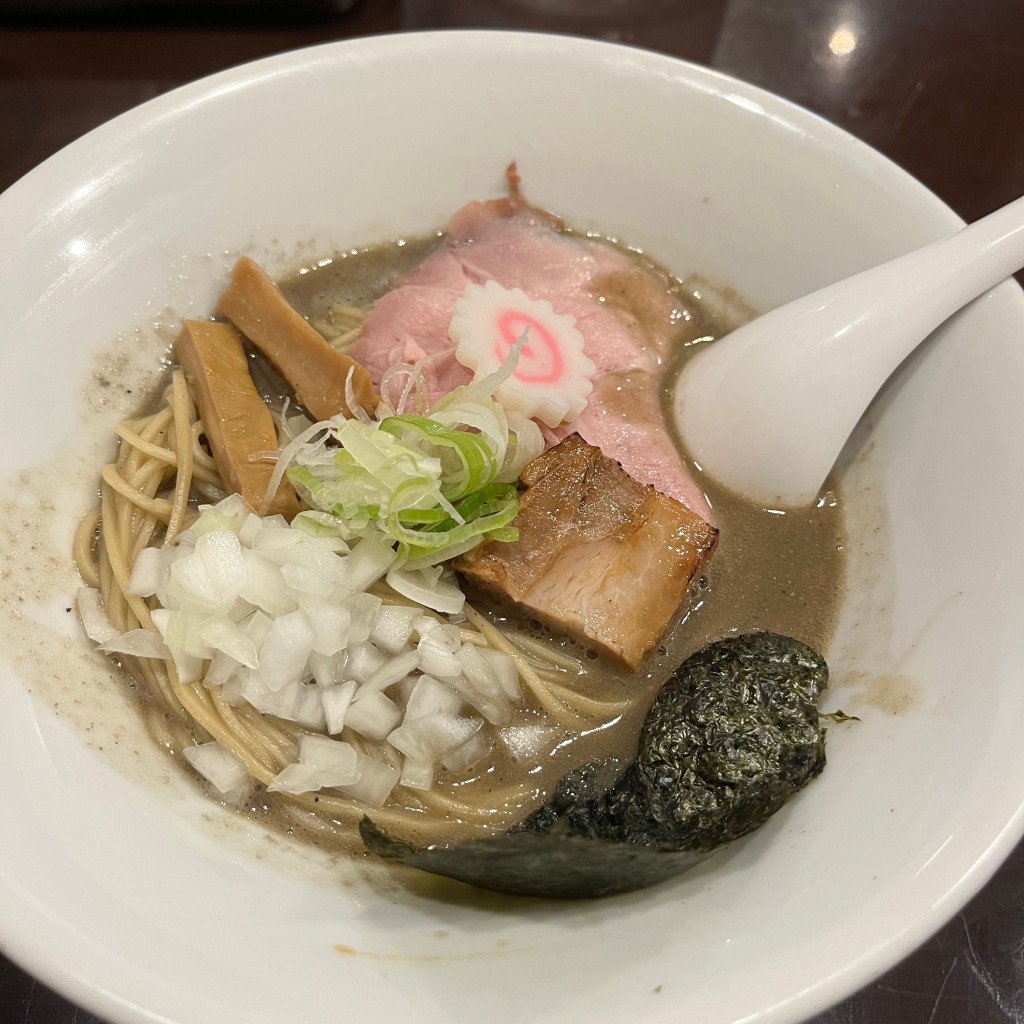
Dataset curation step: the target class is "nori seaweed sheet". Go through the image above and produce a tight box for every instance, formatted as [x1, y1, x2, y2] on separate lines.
[362, 633, 828, 898]
[360, 817, 711, 898]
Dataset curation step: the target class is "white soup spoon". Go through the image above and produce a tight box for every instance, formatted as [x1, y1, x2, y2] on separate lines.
[674, 193, 1024, 506]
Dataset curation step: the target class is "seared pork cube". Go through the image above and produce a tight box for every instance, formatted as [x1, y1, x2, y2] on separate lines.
[456, 434, 717, 670]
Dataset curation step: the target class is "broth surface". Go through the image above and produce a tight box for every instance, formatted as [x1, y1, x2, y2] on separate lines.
[269, 235, 846, 850]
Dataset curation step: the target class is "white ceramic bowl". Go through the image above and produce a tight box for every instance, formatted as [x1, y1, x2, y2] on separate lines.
[1, 31, 1023, 1024]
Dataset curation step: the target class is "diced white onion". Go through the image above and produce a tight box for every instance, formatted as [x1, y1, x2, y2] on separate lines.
[346, 592, 384, 644]
[192, 493, 249, 536]
[416, 619, 462, 678]
[269, 763, 345, 796]
[292, 683, 328, 730]
[267, 735, 360, 795]
[238, 511, 263, 548]
[297, 734, 359, 776]
[166, 529, 247, 614]
[309, 649, 349, 688]
[158, 608, 214, 659]
[97, 629, 171, 659]
[476, 647, 522, 700]
[299, 595, 350, 657]
[388, 713, 480, 766]
[369, 604, 419, 654]
[205, 649, 240, 687]
[197, 614, 258, 669]
[344, 641, 387, 684]
[336, 752, 400, 807]
[321, 679, 357, 735]
[385, 566, 466, 615]
[151, 607, 202, 682]
[456, 644, 512, 725]
[363, 650, 420, 695]
[82, 588, 169, 659]
[258, 610, 315, 691]
[446, 672, 511, 726]
[399, 758, 434, 791]
[239, 672, 307, 722]
[136, 493, 532, 809]
[127, 545, 173, 598]
[244, 609, 274, 649]
[347, 533, 398, 593]
[183, 741, 251, 804]
[250, 526, 309, 563]
[76, 587, 119, 645]
[403, 674, 463, 721]
[280, 563, 335, 597]
[345, 691, 402, 740]
[239, 550, 296, 616]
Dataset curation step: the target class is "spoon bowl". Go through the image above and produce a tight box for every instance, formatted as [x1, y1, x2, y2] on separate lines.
[675, 192, 1024, 506]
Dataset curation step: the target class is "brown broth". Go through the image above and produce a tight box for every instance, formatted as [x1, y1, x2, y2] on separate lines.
[271, 234, 846, 850]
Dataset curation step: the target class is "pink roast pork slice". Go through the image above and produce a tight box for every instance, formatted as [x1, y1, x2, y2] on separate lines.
[350, 195, 713, 523]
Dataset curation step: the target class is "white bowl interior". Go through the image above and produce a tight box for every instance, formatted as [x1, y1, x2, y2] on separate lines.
[1, 31, 1023, 1024]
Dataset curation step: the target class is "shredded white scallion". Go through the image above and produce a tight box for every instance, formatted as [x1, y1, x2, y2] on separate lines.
[258, 420, 333, 516]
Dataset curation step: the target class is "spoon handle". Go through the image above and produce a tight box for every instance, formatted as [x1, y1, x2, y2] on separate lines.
[889, 192, 1024, 333]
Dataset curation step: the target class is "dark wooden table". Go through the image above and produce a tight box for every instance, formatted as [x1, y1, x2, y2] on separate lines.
[1, 2, 1023, 1022]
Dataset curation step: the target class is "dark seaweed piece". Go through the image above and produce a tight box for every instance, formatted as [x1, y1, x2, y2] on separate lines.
[361, 633, 828, 898]
[607, 632, 828, 849]
[513, 759, 629, 840]
[360, 817, 711, 899]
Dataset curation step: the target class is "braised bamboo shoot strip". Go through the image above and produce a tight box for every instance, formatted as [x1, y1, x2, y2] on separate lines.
[217, 256, 375, 421]
[174, 319, 299, 519]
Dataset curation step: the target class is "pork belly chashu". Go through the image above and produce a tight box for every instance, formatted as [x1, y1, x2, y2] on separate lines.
[456, 434, 718, 670]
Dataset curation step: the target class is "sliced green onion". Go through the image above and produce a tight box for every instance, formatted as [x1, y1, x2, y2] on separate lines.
[379, 414, 496, 501]
[399, 484, 519, 569]
[280, 340, 536, 567]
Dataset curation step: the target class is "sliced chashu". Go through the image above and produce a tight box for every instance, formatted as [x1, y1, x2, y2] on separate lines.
[348, 189, 711, 521]
[456, 434, 717, 670]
